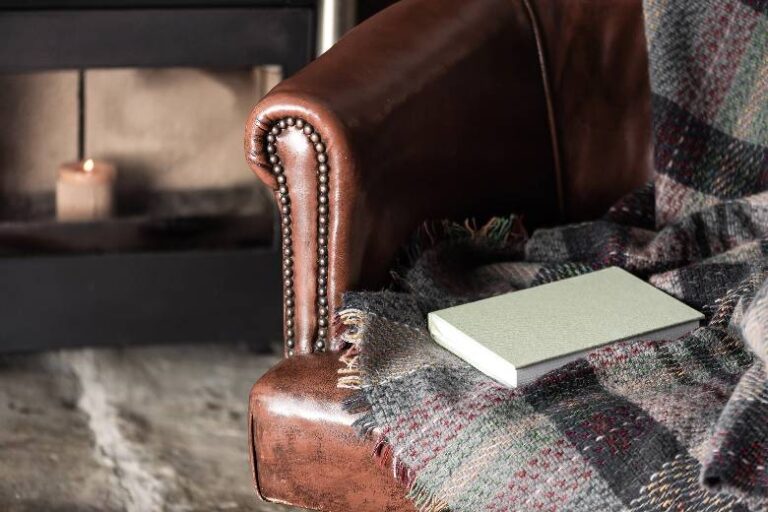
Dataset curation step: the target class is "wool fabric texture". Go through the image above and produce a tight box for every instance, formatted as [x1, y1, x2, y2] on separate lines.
[336, 0, 768, 510]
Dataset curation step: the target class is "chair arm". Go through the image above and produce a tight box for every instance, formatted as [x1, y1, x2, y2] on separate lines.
[245, 0, 560, 356]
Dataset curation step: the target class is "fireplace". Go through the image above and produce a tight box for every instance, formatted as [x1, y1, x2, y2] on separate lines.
[0, 1, 320, 351]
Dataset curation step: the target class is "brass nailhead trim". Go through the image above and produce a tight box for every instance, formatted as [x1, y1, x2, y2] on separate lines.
[266, 117, 330, 355]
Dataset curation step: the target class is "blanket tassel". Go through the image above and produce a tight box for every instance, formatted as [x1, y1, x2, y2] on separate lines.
[408, 481, 450, 512]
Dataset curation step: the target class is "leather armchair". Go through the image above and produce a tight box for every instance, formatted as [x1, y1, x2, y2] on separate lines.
[245, 0, 653, 510]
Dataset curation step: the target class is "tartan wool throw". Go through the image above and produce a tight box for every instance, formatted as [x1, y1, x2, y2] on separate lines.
[335, 1, 768, 511]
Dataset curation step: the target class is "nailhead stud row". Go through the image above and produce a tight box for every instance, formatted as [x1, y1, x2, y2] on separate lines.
[265, 117, 329, 356]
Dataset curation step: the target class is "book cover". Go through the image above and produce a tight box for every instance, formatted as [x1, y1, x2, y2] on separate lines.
[427, 267, 703, 387]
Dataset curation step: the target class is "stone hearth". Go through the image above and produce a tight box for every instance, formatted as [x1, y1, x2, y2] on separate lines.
[0, 343, 306, 512]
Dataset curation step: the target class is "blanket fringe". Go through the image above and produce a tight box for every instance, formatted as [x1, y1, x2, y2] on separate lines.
[375, 435, 440, 510]
[335, 308, 366, 390]
[373, 436, 392, 467]
[401, 215, 525, 269]
[342, 393, 371, 414]
[334, 308, 448, 510]
[392, 449, 416, 489]
[348, 411, 376, 437]
[408, 481, 450, 512]
[390, 215, 526, 294]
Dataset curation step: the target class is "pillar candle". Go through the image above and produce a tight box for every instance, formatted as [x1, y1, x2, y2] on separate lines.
[56, 159, 116, 221]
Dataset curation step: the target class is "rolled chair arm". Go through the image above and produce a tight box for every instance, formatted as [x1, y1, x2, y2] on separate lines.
[245, 0, 560, 356]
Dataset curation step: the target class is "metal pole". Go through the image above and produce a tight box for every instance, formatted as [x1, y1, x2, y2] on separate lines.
[316, 0, 356, 56]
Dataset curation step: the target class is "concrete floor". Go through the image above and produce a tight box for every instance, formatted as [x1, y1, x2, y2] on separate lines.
[0, 343, 306, 512]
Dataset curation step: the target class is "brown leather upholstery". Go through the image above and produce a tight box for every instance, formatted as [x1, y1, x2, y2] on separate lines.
[249, 353, 416, 512]
[531, 0, 653, 219]
[245, 0, 653, 509]
[245, 0, 653, 356]
[246, 0, 557, 356]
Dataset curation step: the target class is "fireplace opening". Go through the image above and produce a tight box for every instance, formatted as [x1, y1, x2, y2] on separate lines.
[0, 1, 319, 352]
[0, 67, 282, 256]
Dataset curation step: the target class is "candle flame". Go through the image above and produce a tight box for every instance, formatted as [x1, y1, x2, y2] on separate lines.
[83, 159, 95, 172]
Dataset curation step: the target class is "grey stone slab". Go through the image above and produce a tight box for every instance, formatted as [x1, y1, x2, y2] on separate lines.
[0, 344, 307, 512]
[0, 353, 122, 512]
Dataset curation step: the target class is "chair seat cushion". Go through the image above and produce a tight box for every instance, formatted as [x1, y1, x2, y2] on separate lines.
[248, 352, 416, 512]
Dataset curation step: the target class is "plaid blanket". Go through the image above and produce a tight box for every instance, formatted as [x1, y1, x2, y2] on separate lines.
[335, 1, 768, 510]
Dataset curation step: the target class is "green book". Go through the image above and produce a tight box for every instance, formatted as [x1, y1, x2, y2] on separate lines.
[427, 267, 703, 387]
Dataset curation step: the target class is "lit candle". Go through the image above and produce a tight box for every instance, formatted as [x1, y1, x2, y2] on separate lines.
[56, 159, 116, 221]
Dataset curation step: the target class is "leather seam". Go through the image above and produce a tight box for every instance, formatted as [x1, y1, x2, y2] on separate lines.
[521, 0, 565, 219]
